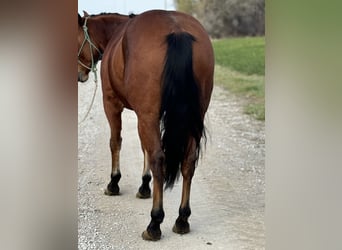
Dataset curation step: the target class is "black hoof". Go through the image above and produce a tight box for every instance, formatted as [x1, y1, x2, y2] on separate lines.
[136, 186, 151, 199]
[142, 229, 161, 241]
[172, 220, 190, 234]
[104, 173, 121, 195]
[136, 174, 151, 199]
[142, 208, 164, 241]
[104, 185, 120, 196]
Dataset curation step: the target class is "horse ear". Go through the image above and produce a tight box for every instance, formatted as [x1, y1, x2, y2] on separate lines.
[78, 13, 84, 27]
[83, 10, 90, 17]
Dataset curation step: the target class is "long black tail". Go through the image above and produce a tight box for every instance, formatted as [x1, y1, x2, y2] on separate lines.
[160, 32, 205, 189]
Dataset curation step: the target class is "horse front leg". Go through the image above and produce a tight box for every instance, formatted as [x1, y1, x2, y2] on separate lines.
[103, 95, 124, 196]
[136, 149, 152, 199]
[137, 118, 165, 241]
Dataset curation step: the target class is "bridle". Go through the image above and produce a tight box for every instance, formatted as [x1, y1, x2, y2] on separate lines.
[78, 16, 103, 83]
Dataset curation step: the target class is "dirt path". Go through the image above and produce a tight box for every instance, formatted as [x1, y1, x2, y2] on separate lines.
[78, 72, 265, 249]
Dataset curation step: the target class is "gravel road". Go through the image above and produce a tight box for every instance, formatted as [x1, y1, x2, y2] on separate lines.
[78, 71, 265, 250]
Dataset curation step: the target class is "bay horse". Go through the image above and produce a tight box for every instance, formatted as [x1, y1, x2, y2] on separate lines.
[78, 10, 214, 241]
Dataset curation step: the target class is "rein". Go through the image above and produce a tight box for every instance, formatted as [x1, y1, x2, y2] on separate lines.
[78, 17, 102, 125]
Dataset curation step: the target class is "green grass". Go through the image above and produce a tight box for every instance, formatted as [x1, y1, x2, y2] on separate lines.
[212, 37, 265, 75]
[212, 37, 265, 120]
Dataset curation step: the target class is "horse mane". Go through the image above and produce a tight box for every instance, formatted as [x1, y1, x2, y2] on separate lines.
[90, 12, 137, 18]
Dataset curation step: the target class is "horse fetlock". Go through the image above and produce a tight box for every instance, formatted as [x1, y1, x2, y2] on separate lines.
[179, 206, 191, 219]
[151, 208, 165, 224]
[104, 172, 121, 195]
[142, 174, 152, 184]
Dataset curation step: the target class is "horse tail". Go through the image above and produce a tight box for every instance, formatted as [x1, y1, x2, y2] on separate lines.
[160, 32, 205, 189]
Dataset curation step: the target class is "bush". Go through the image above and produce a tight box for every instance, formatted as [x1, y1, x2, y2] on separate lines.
[176, 0, 265, 38]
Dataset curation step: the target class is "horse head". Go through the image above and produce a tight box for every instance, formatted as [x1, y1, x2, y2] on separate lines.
[77, 12, 102, 82]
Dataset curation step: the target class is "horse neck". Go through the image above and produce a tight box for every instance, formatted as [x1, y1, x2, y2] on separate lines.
[89, 15, 130, 51]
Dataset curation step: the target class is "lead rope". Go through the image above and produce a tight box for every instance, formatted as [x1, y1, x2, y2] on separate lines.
[78, 17, 102, 125]
[78, 78, 98, 125]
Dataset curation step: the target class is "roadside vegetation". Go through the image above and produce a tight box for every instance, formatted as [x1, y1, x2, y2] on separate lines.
[212, 37, 265, 120]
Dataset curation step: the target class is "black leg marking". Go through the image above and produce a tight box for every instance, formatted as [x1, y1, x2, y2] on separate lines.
[104, 172, 121, 196]
[173, 206, 191, 234]
[142, 209, 165, 241]
[136, 174, 152, 199]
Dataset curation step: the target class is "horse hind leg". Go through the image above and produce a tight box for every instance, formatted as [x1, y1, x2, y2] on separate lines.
[103, 95, 124, 196]
[173, 139, 197, 234]
[137, 118, 165, 241]
[136, 149, 152, 199]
